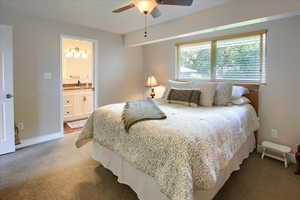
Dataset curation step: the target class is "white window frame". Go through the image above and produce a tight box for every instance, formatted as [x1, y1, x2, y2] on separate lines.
[176, 30, 267, 84]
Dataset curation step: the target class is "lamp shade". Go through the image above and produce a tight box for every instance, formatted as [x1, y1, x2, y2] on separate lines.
[134, 0, 157, 13]
[145, 75, 159, 87]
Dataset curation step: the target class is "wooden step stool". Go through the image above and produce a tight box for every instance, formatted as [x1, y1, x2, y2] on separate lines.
[261, 141, 291, 168]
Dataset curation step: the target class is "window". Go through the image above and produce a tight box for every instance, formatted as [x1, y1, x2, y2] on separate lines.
[178, 42, 211, 80]
[177, 30, 266, 83]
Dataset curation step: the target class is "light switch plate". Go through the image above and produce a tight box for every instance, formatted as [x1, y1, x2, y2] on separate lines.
[43, 72, 52, 80]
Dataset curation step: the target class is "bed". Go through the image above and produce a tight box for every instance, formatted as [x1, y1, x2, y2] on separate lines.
[76, 84, 260, 200]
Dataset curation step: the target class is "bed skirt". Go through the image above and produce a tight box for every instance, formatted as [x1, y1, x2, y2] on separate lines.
[92, 133, 255, 200]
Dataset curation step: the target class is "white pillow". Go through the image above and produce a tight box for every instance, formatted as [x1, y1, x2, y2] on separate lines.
[192, 82, 217, 107]
[214, 83, 232, 106]
[231, 97, 251, 105]
[232, 86, 249, 99]
[162, 80, 193, 100]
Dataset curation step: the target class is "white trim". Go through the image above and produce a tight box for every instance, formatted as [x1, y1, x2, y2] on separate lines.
[59, 35, 99, 135]
[59, 36, 64, 138]
[16, 132, 63, 149]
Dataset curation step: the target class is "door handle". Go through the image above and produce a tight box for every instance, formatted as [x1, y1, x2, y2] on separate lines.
[6, 94, 13, 99]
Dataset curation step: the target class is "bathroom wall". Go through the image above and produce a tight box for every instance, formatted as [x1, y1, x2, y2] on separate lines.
[62, 38, 93, 84]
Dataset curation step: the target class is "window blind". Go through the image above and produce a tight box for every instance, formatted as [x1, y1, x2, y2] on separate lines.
[215, 35, 264, 82]
[176, 31, 266, 83]
[178, 42, 211, 79]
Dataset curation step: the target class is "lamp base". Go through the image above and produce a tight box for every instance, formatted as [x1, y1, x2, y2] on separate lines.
[150, 88, 155, 99]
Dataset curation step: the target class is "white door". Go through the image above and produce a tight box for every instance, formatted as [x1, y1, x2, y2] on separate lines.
[0, 25, 15, 155]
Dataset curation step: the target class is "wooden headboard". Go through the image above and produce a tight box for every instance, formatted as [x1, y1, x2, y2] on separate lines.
[174, 80, 260, 114]
[236, 83, 260, 147]
[235, 83, 259, 114]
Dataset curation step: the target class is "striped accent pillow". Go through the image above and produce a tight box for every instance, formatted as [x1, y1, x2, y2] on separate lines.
[167, 88, 201, 107]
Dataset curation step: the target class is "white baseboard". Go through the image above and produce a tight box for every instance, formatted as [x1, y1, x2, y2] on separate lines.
[257, 144, 296, 164]
[16, 132, 64, 149]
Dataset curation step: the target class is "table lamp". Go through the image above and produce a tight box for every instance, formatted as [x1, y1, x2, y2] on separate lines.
[145, 75, 159, 98]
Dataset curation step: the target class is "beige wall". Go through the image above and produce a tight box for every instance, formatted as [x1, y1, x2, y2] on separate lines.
[143, 15, 300, 152]
[0, 8, 144, 140]
[125, 0, 300, 46]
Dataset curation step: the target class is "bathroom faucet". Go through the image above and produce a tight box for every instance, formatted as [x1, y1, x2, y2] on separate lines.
[77, 80, 81, 86]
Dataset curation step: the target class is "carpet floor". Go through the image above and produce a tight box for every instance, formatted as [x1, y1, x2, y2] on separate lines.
[0, 133, 299, 200]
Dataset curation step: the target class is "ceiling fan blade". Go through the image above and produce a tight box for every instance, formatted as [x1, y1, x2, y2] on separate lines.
[151, 7, 162, 18]
[156, 0, 193, 6]
[112, 3, 135, 13]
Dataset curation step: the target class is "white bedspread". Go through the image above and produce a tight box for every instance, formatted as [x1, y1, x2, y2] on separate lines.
[76, 100, 259, 200]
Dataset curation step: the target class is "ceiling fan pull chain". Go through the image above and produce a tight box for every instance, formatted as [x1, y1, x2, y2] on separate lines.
[144, 12, 148, 37]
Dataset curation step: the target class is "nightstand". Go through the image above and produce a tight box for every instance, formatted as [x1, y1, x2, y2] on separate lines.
[295, 152, 300, 175]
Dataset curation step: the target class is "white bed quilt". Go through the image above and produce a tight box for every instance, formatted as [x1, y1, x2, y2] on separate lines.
[76, 100, 259, 200]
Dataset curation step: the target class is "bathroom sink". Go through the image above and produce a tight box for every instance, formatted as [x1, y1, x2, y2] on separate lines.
[63, 86, 92, 90]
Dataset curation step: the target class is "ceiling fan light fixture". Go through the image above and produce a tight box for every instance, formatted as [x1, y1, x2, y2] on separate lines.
[134, 0, 157, 14]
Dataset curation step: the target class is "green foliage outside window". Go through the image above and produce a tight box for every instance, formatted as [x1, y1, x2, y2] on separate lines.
[178, 35, 263, 81]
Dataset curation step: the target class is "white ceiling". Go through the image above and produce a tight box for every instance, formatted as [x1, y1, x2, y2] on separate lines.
[0, 0, 235, 34]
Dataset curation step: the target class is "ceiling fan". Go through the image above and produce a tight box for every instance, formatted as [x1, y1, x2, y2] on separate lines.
[113, 0, 194, 37]
[113, 0, 194, 18]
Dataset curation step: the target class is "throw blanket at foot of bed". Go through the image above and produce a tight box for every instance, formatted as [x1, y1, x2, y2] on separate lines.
[122, 98, 167, 132]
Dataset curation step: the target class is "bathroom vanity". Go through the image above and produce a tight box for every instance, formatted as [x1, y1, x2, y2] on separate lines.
[63, 86, 94, 122]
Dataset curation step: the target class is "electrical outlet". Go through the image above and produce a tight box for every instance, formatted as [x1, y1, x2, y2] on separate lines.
[43, 72, 52, 80]
[271, 129, 279, 138]
[17, 122, 24, 131]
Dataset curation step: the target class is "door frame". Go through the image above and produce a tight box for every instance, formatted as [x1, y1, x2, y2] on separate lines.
[59, 34, 99, 135]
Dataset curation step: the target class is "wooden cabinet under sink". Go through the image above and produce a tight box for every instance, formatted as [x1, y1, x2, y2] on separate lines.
[63, 89, 93, 122]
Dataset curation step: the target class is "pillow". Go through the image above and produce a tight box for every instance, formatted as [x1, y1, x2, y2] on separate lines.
[162, 80, 193, 100]
[167, 88, 201, 107]
[232, 86, 249, 99]
[191, 82, 217, 107]
[231, 97, 251, 105]
[214, 83, 233, 106]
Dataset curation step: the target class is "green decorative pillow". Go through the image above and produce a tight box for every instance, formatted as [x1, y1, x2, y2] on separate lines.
[167, 88, 201, 106]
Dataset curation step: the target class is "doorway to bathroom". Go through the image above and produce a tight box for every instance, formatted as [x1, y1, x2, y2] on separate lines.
[60, 35, 97, 134]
